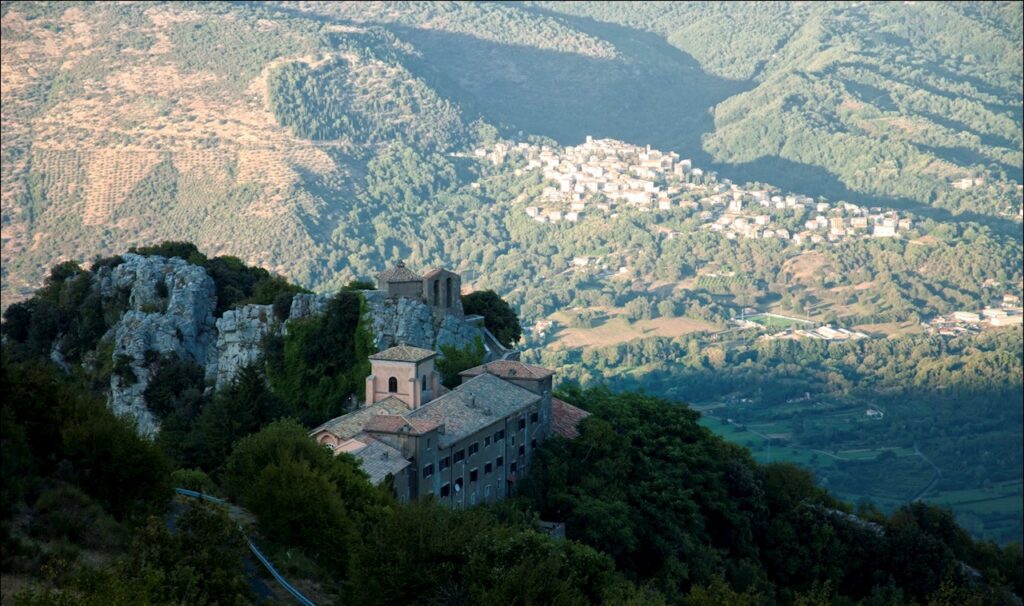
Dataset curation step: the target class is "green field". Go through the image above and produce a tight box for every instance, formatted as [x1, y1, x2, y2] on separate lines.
[698, 411, 1020, 543]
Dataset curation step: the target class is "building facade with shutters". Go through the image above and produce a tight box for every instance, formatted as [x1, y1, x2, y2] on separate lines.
[310, 347, 588, 507]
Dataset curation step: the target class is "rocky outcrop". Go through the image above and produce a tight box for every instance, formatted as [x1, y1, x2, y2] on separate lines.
[100, 254, 216, 436]
[364, 290, 436, 350]
[288, 293, 329, 321]
[97, 262, 492, 434]
[362, 290, 485, 353]
[212, 304, 274, 389]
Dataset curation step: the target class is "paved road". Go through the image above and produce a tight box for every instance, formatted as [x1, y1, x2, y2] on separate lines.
[911, 442, 942, 502]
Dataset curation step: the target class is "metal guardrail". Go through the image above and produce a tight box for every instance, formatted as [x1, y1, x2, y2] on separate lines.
[174, 488, 316, 606]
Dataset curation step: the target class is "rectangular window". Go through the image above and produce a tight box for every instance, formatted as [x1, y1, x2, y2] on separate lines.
[468, 442, 479, 456]
[518, 445, 525, 456]
[441, 483, 451, 497]
[510, 462, 518, 473]
[531, 411, 539, 423]
[485, 462, 493, 474]
[531, 439, 537, 449]
[511, 434, 515, 445]
[495, 429, 505, 441]
[427, 438, 432, 449]
[518, 417, 526, 430]
[439, 456, 450, 471]
[422, 464, 434, 478]
[454, 449, 465, 463]
[470, 468, 478, 482]
[496, 456, 504, 468]
[485, 436, 491, 447]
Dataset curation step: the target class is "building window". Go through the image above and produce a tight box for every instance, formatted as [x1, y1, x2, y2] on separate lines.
[511, 434, 515, 446]
[518, 417, 526, 430]
[422, 464, 434, 478]
[433, 279, 439, 306]
[485, 462, 493, 474]
[485, 485, 492, 499]
[454, 477, 463, 493]
[445, 277, 452, 308]
[454, 449, 465, 463]
[531, 411, 539, 423]
[531, 439, 537, 449]
[441, 483, 451, 497]
[388, 376, 398, 393]
[470, 468, 478, 482]
[439, 456, 450, 471]
[518, 445, 525, 456]
[494, 429, 505, 441]
[496, 456, 503, 468]
[485, 436, 491, 447]
[510, 462, 518, 473]
[468, 442, 479, 456]
[422, 375, 427, 391]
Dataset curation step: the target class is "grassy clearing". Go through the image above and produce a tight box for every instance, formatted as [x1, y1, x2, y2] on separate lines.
[549, 312, 719, 349]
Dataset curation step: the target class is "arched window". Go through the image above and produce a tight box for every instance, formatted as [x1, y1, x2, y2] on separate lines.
[433, 279, 440, 306]
[445, 277, 452, 308]
[388, 376, 398, 393]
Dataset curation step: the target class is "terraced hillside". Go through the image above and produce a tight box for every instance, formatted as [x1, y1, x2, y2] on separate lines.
[3, 1, 1021, 304]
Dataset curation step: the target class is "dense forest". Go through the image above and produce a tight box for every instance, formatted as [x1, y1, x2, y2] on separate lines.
[2, 1, 1022, 601]
[527, 324, 1024, 542]
[2, 252, 1023, 604]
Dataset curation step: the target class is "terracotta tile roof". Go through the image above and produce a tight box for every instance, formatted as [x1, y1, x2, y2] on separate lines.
[378, 261, 422, 283]
[309, 397, 409, 440]
[369, 343, 437, 362]
[363, 415, 411, 433]
[346, 433, 411, 484]
[363, 414, 440, 435]
[406, 373, 540, 448]
[551, 397, 591, 439]
[459, 360, 554, 380]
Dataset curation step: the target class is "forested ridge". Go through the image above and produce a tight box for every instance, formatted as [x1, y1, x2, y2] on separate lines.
[2, 251, 1023, 604]
[2, 1, 1022, 601]
[3, 0, 1020, 302]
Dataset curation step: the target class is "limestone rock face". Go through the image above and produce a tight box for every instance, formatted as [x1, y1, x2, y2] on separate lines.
[98, 263, 491, 435]
[363, 290, 484, 353]
[104, 254, 217, 436]
[289, 293, 329, 321]
[213, 305, 274, 389]
[436, 313, 483, 350]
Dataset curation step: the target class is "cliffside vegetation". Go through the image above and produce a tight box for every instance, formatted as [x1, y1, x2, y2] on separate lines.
[3, 344, 1021, 604]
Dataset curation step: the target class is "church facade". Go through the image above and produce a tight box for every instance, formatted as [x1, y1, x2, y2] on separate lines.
[376, 261, 463, 320]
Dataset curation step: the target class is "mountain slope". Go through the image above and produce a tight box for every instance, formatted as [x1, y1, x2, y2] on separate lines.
[2, 1, 1021, 304]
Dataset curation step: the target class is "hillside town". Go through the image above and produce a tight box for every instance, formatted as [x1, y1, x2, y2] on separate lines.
[474, 137, 918, 244]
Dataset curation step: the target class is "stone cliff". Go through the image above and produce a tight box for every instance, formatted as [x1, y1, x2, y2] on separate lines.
[96, 254, 218, 436]
[212, 291, 487, 389]
[94, 258, 492, 435]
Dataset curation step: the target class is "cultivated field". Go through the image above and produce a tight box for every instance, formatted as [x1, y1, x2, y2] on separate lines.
[549, 312, 720, 349]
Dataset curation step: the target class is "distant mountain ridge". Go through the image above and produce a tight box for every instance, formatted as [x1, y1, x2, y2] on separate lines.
[1, 1, 1021, 304]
